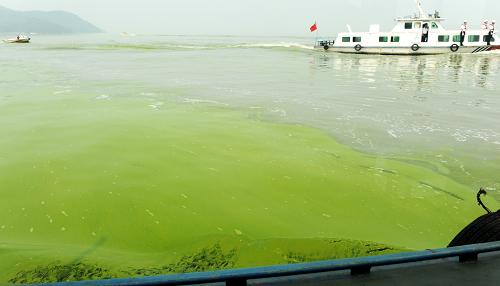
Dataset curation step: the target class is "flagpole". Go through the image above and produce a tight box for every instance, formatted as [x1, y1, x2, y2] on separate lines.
[310, 20, 318, 46]
[314, 20, 318, 45]
[316, 20, 318, 43]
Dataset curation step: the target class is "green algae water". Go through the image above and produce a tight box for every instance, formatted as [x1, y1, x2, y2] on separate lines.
[1, 34, 499, 283]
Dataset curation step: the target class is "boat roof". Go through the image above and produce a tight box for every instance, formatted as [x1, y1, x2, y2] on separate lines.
[395, 16, 446, 22]
[396, 1, 445, 22]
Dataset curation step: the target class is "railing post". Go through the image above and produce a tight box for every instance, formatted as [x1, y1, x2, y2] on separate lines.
[351, 266, 371, 276]
[226, 278, 247, 286]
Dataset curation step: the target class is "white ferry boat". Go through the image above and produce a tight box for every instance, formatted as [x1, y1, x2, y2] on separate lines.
[315, 0, 498, 55]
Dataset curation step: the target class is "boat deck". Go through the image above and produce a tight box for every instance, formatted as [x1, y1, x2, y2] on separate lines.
[251, 252, 500, 286]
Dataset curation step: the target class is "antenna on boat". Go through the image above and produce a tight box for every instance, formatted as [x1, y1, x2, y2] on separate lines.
[414, 0, 426, 18]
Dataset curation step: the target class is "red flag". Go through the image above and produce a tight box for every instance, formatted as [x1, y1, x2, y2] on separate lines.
[310, 23, 318, 32]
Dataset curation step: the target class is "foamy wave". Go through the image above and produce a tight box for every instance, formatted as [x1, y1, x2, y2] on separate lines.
[183, 98, 229, 106]
[233, 42, 314, 50]
[41, 42, 314, 52]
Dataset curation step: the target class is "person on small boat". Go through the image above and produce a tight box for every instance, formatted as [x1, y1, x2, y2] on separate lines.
[460, 20, 468, 46]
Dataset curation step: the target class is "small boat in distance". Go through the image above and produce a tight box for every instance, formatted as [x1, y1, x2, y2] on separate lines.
[315, 0, 499, 55]
[3, 34, 31, 44]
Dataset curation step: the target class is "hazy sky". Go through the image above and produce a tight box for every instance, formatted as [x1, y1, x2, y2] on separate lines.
[0, 0, 498, 36]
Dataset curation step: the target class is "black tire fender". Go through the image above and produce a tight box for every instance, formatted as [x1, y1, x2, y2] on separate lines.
[449, 211, 500, 247]
[450, 44, 459, 52]
[411, 44, 420, 52]
[354, 44, 362, 52]
[323, 45, 329, 51]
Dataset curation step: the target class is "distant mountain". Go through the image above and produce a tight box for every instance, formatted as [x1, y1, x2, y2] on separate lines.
[0, 6, 102, 34]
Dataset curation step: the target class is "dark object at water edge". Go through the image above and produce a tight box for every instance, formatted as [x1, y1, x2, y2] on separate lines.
[449, 188, 500, 247]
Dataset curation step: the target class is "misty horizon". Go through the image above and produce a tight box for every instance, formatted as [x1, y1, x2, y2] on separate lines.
[0, 1, 499, 37]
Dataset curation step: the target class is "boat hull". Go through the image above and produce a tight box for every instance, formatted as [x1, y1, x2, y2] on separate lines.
[315, 45, 500, 55]
[3, 39, 30, 44]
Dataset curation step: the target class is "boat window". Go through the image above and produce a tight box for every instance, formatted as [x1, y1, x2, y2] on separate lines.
[353, 37, 362, 42]
[391, 36, 400, 42]
[342, 37, 351, 42]
[452, 35, 461, 42]
[404, 22, 412, 29]
[431, 22, 439, 29]
[379, 36, 388, 42]
[414, 22, 422, 29]
[483, 35, 495, 42]
[468, 35, 480, 42]
[438, 35, 450, 42]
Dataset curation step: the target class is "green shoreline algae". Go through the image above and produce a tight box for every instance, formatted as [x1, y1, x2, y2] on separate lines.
[6, 238, 406, 284]
[1, 89, 498, 283]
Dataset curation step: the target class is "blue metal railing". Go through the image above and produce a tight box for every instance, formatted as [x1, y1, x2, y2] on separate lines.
[35, 241, 500, 286]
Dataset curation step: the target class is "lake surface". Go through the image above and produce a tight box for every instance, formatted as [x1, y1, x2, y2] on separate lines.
[1, 34, 499, 283]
